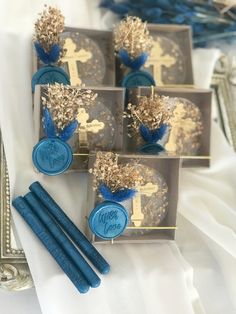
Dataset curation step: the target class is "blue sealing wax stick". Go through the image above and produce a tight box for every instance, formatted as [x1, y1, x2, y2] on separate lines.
[24, 192, 101, 288]
[29, 182, 110, 274]
[12, 196, 89, 294]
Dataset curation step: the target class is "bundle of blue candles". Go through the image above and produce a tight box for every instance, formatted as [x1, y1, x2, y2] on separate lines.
[12, 182, 110, 294]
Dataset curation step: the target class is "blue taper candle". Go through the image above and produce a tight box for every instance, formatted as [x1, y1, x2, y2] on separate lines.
[29, 182, 110, 274]
[24, 192, 101, 288]
[12, 196, 89, 294]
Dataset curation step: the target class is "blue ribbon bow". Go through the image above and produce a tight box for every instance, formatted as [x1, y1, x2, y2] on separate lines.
[99, 183, 136, 203]
[43, 108, 78, 142]
[35, 42, 61, 65]
[118, 49, 148, 71]
[139, 123, 167, 144]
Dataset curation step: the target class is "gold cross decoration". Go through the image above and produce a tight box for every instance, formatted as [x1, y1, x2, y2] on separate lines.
[76, 108, 105, 148]
[131, 182, 158, 227]
[61, 38, 92, 86]
[144, 40, 176, 85]
[165, 102, 196, 152]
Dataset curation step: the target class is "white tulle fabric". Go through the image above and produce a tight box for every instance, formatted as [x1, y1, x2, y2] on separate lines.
[0, 1, 235, 314]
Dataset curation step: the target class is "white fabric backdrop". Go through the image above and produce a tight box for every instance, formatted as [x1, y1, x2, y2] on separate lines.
[0, 1, 236, 314]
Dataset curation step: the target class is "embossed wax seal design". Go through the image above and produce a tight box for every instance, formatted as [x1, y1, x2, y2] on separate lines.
[121, 70, 155, 88]
[33, 105, 78, 175]
[122, 164, 168, 235]
[32, 138, 73, 175]
[88, 201, 128, 240]
[163, 97, 203, 155]
[31, 66, 70, 93]
[61, 32, 106, 86]
[144, 36, 185, 85]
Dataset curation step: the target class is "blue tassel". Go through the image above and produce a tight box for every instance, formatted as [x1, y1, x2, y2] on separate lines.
[118, 49, 148, 70]
[43, 108, 56, 138]
[151, 124, 168, 142]
[59, 120, 79, 142]
[144, 8, 163, 19]
[99, 184, 136, 202]
[139, 124, 167, 143]
[34, 42, 61, 64]
[139, 124, 153, 143]
[100, 0, 130, 14]
[100, 0, 236, 47]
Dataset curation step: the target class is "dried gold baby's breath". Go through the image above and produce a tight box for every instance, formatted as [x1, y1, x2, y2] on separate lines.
[42, 83, 97, 130]
[125, 93, 171, 134]
[34, 5, 64, 52]
[114, 16, 153, 58]
[90, 152, 143, 192]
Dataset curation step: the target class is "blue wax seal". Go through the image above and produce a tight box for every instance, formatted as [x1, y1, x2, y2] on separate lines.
[32, 138, 73, 175]
[121, 70, 155, 88]
[138, 143, 165, 154]
[32, 66, 70, 92]
[88, 201, 128, 240]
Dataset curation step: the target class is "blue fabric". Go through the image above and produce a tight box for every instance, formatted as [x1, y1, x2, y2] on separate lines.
[118, 49, 148, 70]
[139, 123, 167, 144]
[34, 42, 61, 64]
[43, 108, 56, 138]
[99, 183, 137, 203]
[29, 181, 110, 274]
[59, 120, 79, 142]
[12, 196, 89, 294]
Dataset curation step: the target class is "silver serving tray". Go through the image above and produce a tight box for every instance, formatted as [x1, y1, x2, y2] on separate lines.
[0, 134, 33, 291]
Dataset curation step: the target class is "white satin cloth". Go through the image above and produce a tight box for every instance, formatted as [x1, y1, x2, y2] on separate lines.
[0, 1, 236, 314]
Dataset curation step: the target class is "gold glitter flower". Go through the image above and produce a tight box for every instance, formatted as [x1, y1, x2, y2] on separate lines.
[42, 83, 97, 130]
[113, 16, 153, 59]
[125, 92, 171, 135]
[34, 5, 65, 53]
[89, 152, 143, 193]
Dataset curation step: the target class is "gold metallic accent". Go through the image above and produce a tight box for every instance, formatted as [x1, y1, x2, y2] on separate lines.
[131, 182, 158, 227]
[126, 226, 177, 230]
[165, 102, 197, 152]
[61, 38, 92, 85]
[164, 97, 203, 156]
[162, 84, 195, 88]
[76, 108, 104, 147]
[145, 41, 176, 85]
[181, 156, 211, 159]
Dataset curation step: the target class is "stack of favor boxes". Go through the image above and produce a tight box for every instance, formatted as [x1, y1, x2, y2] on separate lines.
[32, 24, 212, 244]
